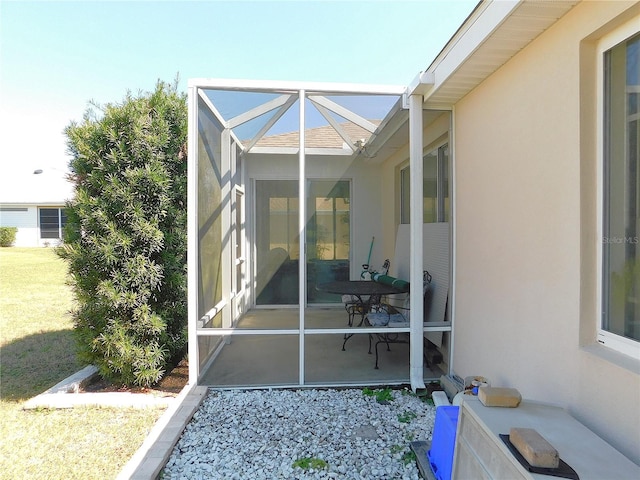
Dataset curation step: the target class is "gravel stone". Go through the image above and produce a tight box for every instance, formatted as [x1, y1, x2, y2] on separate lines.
[162, 388, 435, 479]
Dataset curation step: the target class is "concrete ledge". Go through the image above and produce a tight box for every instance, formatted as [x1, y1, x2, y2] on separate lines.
[23, 365, 176, 410]
[117, 384, 208, 480]
[46, 365, 98, 394]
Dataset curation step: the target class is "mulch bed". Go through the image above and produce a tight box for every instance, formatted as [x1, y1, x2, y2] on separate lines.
[81, 358, 189, 396]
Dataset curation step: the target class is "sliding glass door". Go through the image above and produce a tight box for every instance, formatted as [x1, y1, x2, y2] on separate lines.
[255, 180, 300, 305]
[306, 180, 350, 303]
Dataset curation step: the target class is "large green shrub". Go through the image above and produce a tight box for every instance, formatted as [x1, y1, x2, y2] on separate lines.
[58, 80, 188, 386]
[0, 227, 17, 247]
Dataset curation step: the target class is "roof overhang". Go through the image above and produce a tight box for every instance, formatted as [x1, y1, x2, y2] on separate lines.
[362, 0, 579, 163]
[409, 0, 579, 108]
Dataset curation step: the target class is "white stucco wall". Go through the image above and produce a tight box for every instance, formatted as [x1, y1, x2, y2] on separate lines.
[0, 206, 38, 246]
[452, 0, 640, 464]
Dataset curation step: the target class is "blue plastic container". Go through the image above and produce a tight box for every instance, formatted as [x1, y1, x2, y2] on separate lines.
[427, 405, 460, 480]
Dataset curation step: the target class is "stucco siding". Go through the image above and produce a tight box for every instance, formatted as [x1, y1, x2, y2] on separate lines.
[452, 0, 639, 464]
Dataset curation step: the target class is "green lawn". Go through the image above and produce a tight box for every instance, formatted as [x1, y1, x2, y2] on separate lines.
[0, 248, 163, 480]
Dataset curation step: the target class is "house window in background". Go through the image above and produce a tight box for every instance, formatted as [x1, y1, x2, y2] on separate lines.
[601, 30, 639, 354]
[39, 208, 66, 239]
[400, 143, 449, 224]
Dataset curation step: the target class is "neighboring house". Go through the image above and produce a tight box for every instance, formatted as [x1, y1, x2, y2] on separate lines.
[0, 168, 73, 247]
[188, 0, 639, 466]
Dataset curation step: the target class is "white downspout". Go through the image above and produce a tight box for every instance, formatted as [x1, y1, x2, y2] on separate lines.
[449, 107, 456, 377]
[409, 93, 425, 392]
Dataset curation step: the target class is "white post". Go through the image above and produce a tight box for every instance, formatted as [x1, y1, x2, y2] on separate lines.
[448, 108, 456, 376]
[409, 93, 425, 392]
[298, 90, 306, 386]
[187, 86, 199, 385]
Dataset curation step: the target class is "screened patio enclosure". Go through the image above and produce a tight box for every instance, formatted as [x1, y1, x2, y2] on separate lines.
[187, 79, 452, 389]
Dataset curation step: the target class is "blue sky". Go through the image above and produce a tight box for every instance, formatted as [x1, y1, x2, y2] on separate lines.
[0, 0, 476, 174]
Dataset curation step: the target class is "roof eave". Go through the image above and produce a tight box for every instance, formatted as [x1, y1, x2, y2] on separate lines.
[413, 0, 578, 108]
[364, 0, 580, 163]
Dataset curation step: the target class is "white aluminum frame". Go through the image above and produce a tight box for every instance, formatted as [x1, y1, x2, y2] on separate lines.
[408, 94, 425, 390]
[298, 89, 306, 385]
[188, 79, 451, 390]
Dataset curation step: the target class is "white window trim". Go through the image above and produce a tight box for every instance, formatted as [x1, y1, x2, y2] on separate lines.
[596, 15, 640, 360]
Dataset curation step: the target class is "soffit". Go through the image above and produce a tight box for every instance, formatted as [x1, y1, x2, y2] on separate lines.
[424, 0, 579, 107]
[365, 1, 579, 163]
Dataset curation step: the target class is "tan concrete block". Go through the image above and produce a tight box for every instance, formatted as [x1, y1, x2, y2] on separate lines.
[478, 386, 522, 407]
[509, 427, 559, 469]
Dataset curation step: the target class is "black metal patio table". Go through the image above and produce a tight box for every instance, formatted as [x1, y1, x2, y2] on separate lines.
[316, 280, 408, 350]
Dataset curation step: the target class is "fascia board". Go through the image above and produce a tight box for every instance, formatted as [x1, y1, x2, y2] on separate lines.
[0, 201, 66, 206]
[246, 146, 299, 155]
[305, 148, 354, 156]
[363, 97, 408, 158]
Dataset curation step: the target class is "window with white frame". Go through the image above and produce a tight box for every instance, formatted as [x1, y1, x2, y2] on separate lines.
[599, 23, 639, 357]
[400, 143, 449, 224]
[39, 208, 66, 239]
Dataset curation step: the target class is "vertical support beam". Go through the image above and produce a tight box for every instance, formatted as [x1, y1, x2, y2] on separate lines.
[187, 86, 199, 385]
[409, 94, 425, 392]
[221, 129, 232, 330]
[298, 90, 306, 386]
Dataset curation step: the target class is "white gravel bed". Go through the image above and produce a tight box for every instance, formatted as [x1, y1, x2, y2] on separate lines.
[162, 388, 436, 480]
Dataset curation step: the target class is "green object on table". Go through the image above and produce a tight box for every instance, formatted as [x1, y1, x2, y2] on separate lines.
[372, 274, 409, 291]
